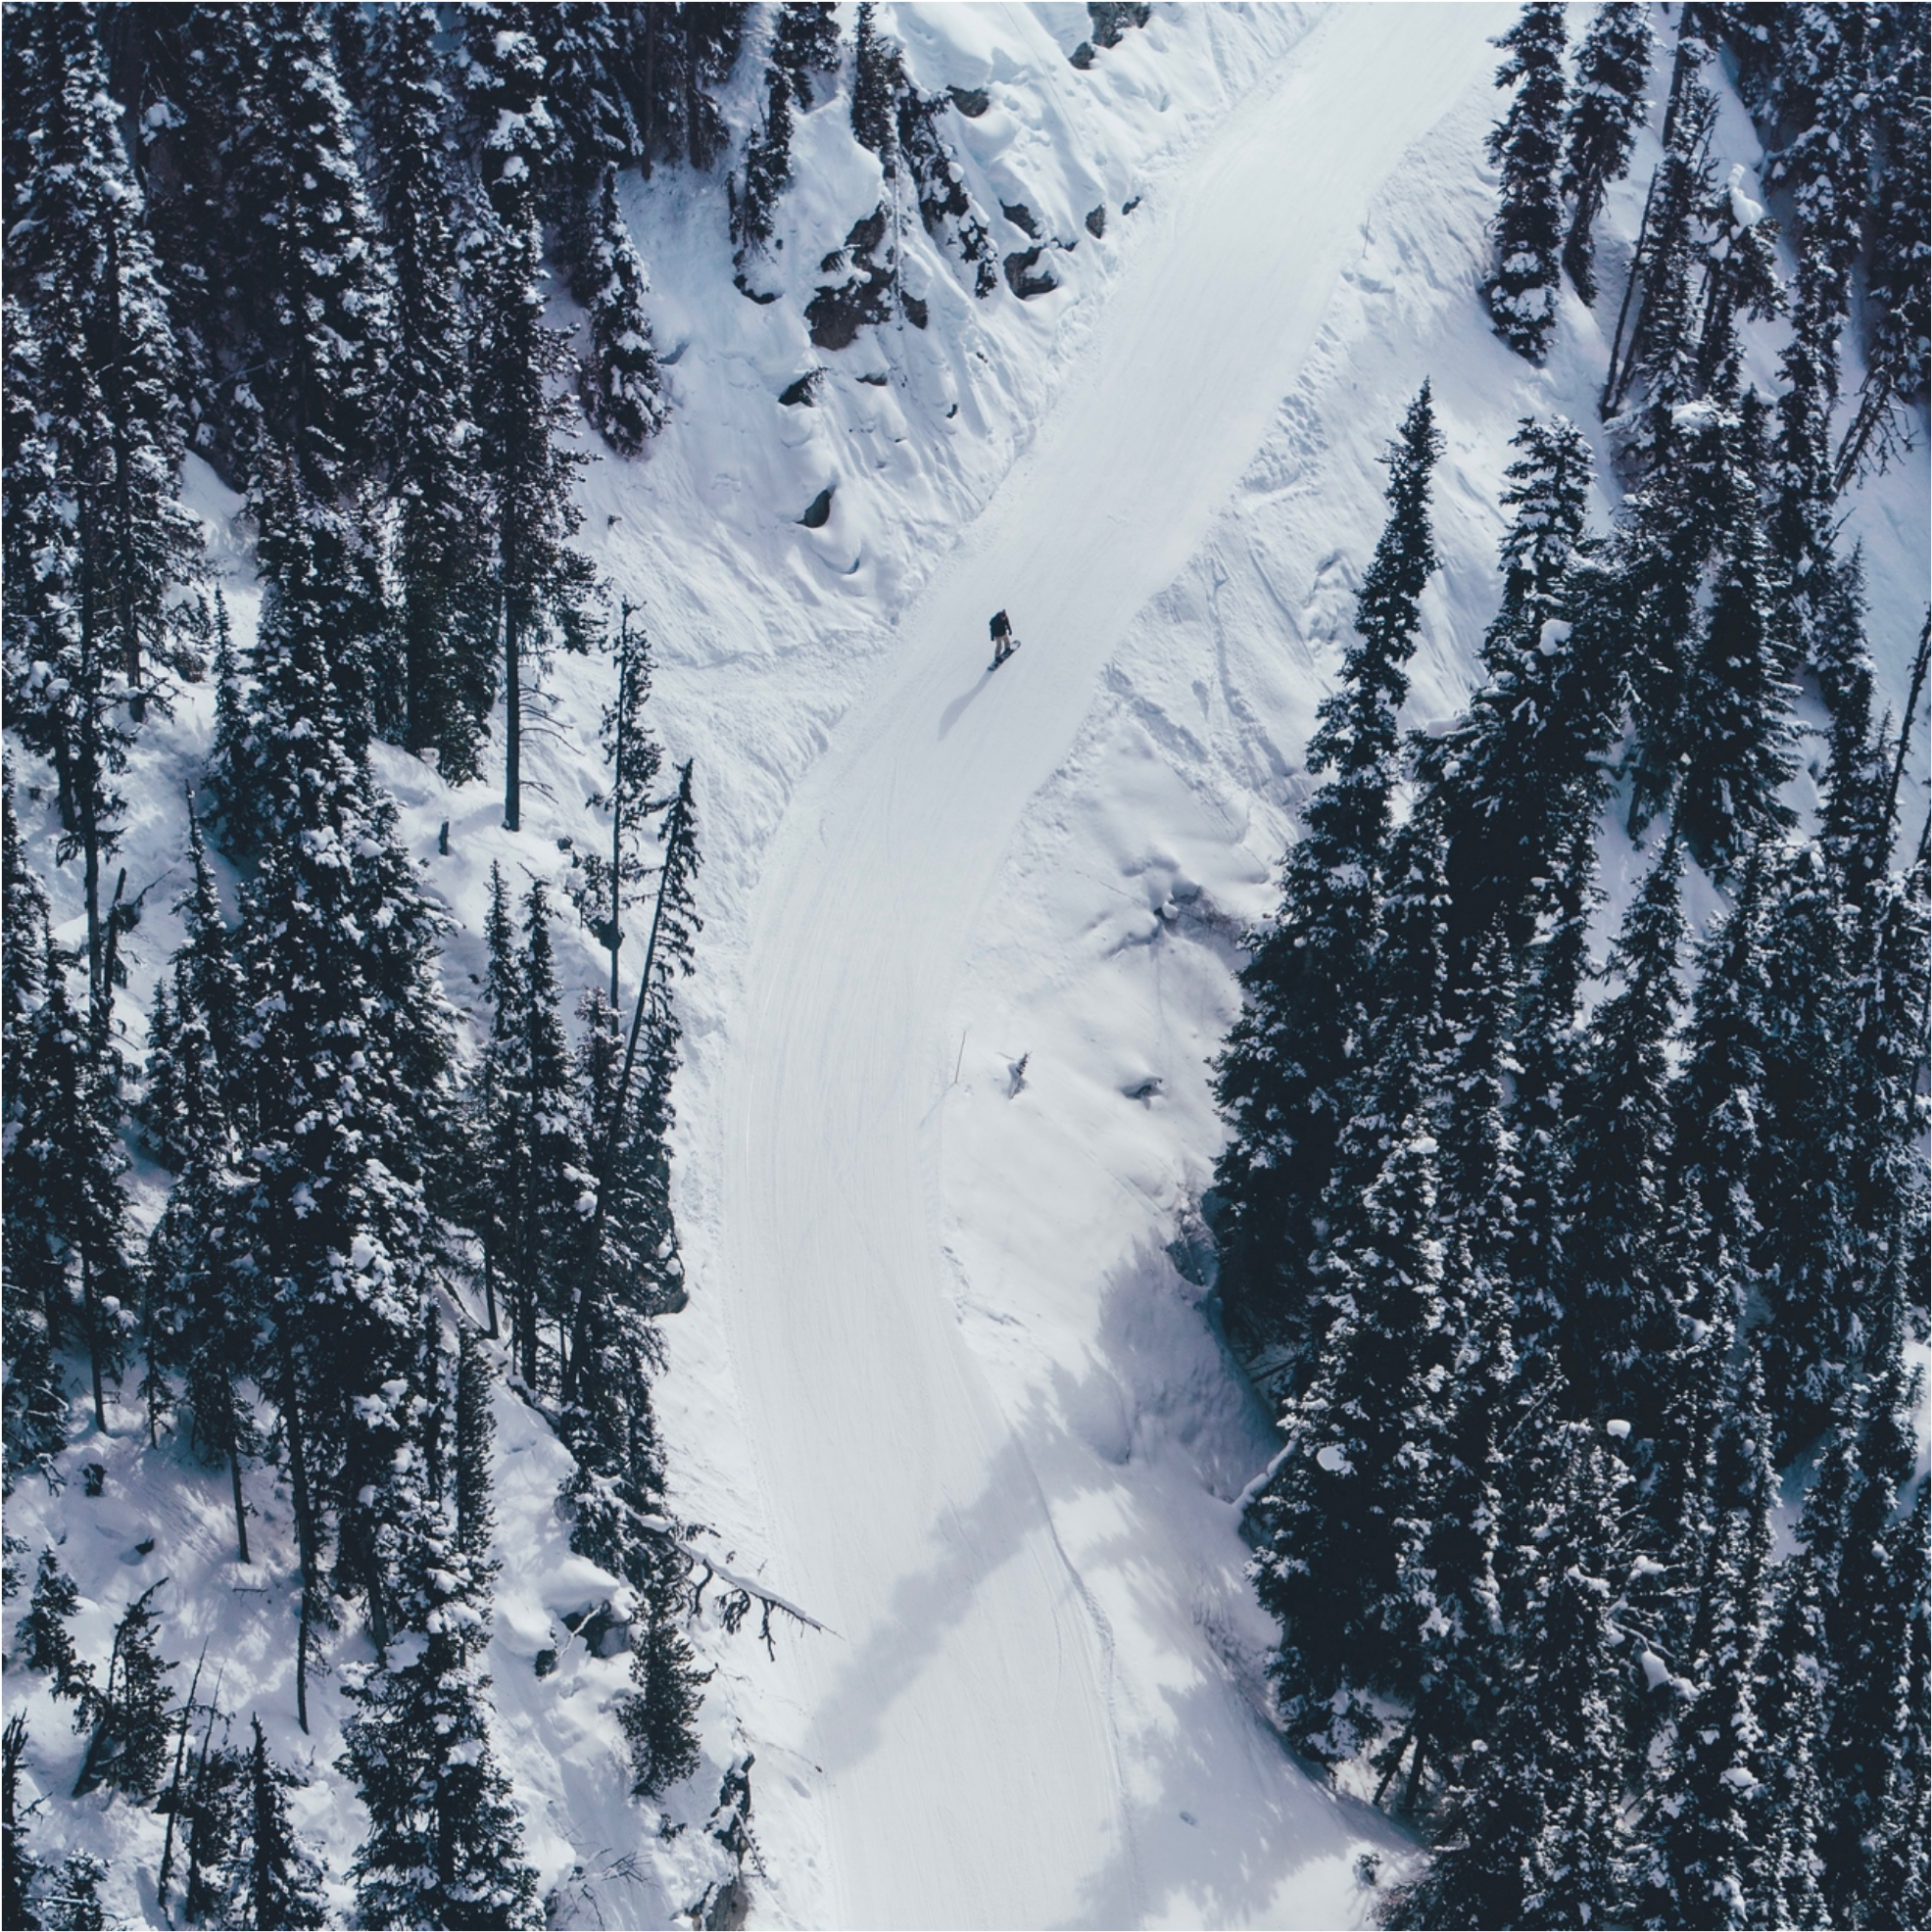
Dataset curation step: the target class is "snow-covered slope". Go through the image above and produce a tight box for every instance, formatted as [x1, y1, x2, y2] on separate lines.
[702, 9, 1518, 1925]
[6, 5, 1925, 1927]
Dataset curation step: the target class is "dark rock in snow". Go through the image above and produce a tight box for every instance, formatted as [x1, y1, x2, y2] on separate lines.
[1003, 247, 1059, 299]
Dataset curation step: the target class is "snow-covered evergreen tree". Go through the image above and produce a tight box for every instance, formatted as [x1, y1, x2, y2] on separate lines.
[576, 601, 664, 1006]
[770, 2, 842, 109]
[363, 4, 501, 780]
[470, 20, 597, 831]
[1247, 1120, 1454, 1763]
[75, 1582, 176, 1800]
[1483, 4, 1568, 362]
[579, 169, 669, 455]
[1213, 384, 1442, 1360]
[1558, 839, 1684, 1427]
[1560, 2, 1653, 304]
[341, 1316, 541, 1930]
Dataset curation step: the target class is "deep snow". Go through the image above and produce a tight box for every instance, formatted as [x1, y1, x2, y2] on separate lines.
[4, 5, 1926, 1928]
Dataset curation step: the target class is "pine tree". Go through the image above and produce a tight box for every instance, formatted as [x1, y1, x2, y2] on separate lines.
[1816, 1329, 1920, 1927]
[1, 794, 66, 1493]
[734, 61, 796, 285]
[20, 1552, 98, 1726]
[243, 9, 396, 739]
[1754, 843, 1862, 1447]
[245, 6, 392, 504]
[5, 20, 199, 1019]
[1635, 1356, 1776, 1929]
[365, 4, 500, 779]
[473, 865, 529, 1352]
[1483, 3, 1568, 362]
[1618, 381, 1768, 838]
[1691, 166, 1783, 397]
[1425, 414, 1610, 965]
[1753, 1557, 1831, 1929]
[770, 3, 841, 109]
[896, 80, 997, 300]
[579, 169, 669, 455]
[1605, 13, 1717, 421]
[214, 586, 456, 1711]
[1, 1715, 40, 1932]
[471, 18, 597, 831]
[341, 1317, 540, 1930]
[561, 769, 707, 1797]
[1559, 3, 1653, 304]
[1247, 1121, 1454, 1764]
[75, 1582, 176, 1799]
[850, 4, 896, 163]
[235, 1717, 327, 1930]
[611, 4, 745, 177]
[11, 948, 134, 1436]
[1811, 553, 1889, 896]
[577, 601, 663, 1007]
[4, 5, 201, 728]
[141, 805, 248, 1170]
[41, 1851, 108, 1931]
[1559, 839, 1683, 1427]
[1386, 1421, 1634, 1930]
[617, 1538, 705, 1798]
[1838, 13, 1929, 485]
[1674, 480, 1799, 876]
[527, 2, 638, 208]
[512, 883, 597, 1396]
[1213, 385, 1442, 1359]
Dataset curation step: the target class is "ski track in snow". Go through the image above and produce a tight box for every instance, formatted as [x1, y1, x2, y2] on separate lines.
[718, 10, 1513, 1925]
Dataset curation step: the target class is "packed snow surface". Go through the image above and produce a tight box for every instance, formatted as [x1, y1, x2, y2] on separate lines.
[712, 8, 1512, 1925]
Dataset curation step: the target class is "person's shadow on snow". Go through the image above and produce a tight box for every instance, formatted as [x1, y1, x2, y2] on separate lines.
[939, 666, 995, 740]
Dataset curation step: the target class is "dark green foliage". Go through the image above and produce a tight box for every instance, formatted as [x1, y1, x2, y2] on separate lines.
[571, 603, 664, 1008]
[75, 1583, 176, 1800]
[734, 66, 797, 275]
[237, 1718, 328, 1930]
[470, 53, 598, 831]
[20, 1553, 97, 1726]
[38, 1851, 107, 1932]
[1634, 1358, 1776, 1929]
[1560, 2, 1652, 303]
[8, 946, 134, 1436]
[1559, 840, 1684, 1426]
[1484, 4, 1568, 360]
[1213, 384, 1441, 1359]
[770, 3, 841, 109]
[364, 4, 500, 780]
[1425, 415, 1611, 964]
[617, 1541, 706, 1799]
[1087, 4, 1152, 50]
[341, 1317, 540, 1930]
[2, 1715, 40, 1932]
[843, 6, 995, 305]
[850, 4, 895, 162]
[581, 169, 669, 454]
[1, 797, 67, 1493]
[1384, 1422, 1635, 1930]
[1247, 1121, 1454, 1763]
[561, 764, 706, 1798]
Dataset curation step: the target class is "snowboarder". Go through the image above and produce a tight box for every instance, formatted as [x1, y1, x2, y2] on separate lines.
[989, 609, 1019, 668]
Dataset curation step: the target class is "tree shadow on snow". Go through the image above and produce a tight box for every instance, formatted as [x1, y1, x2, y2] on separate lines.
[1034, 1240, 1414, 1928]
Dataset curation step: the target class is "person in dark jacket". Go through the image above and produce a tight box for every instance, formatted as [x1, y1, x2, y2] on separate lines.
[990, 608, 1017, 665]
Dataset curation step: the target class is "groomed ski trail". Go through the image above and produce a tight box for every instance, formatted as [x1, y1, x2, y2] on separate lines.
[718, 9, 1513, 1925]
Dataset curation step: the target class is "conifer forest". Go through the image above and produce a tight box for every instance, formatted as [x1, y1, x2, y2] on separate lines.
[0, 5, 1926, 1928]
